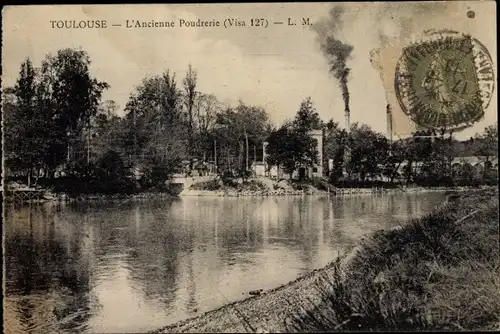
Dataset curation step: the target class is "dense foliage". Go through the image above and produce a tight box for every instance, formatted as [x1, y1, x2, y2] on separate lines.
[3, 48, 498, 195]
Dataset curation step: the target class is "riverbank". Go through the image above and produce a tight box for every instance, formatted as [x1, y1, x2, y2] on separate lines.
[3, 180, 182, 204]
[152, 188, 499, 332]
[3, 189, 181, 204]
[5, 177, 497, 202]
[179, 184, 495, 197]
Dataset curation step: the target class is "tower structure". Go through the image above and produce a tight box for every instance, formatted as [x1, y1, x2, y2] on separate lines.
[386, 104, 393, 144]
[343, 107, 351, 177]
[344, 107, 350, 133]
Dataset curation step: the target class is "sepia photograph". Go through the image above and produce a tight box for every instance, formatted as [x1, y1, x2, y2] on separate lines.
[1, 2, 498, 333]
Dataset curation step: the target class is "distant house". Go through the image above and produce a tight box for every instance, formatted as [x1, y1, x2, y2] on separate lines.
[451, 156, 498, 179]
[181, 159, 217, 176]
[451, 156, 498, 168]
[374, 155, 499, 182]
[252, 161, 267, 176]
[254, 129, 324, 179]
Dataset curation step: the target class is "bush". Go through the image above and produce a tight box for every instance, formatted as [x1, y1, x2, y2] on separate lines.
[273, 184, 284, 191]
[140, 159, 177, 190]
[333, 178, 399, 189]
[190, 179, 222, 191]
[310, 177, 329, 191]
[290, 181, 309, 191]
[50, 150, 136, 195]
[94, 151, 136, 194]
[237, 180, 266, 192]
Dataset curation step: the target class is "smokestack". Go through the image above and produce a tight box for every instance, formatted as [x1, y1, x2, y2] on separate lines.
[386, 104, 393, 143]
[343, 107, 351, 177]
[344, 107, 350, 133]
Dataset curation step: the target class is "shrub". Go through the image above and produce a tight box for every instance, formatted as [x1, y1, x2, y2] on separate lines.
[54, 150, 136, 195]
[238, 180, 267, 192]
[311, 177, 329, 191]
[190, 179, 222, 191]
[94, 150, 135, 194]
[333, 178, 399, 189]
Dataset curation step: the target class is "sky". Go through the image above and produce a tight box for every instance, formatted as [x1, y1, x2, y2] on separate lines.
[2, 2, 497, 140]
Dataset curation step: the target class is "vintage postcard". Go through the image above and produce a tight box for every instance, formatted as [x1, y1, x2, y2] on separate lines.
[2, 2, 498, 334]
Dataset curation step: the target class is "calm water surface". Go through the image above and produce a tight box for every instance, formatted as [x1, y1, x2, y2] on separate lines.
[4, 193, 445, 333]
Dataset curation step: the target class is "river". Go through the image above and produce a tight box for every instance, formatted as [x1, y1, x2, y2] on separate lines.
[3, 192, 445, 333]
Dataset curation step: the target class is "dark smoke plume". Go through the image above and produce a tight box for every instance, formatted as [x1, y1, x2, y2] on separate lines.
[313, 6, 354, 113]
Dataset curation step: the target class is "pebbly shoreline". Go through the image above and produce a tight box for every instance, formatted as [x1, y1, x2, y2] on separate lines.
[151, 255, 354, 333]
[6, 183, 495, 203]
[178, 185, 490, 197]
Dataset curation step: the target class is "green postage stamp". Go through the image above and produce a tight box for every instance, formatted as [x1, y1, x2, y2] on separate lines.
[395, 30, 494, 132]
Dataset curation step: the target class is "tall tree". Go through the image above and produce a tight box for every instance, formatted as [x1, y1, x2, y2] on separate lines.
[39, 49, 109, 176]
[293, 97, 323, 132]
[475, 123, 498, 161]
[323, 119, 346, 182]
[474, 123, 498, 183]
[211, 103, 271, 178]
[86, 100, 122, 162]
[194, 93, 222, 134]
[346, 123, 389, 181]
[183, 64, 198, 170]
[124, 71, 185, 181]
[3, 60, 44, 185]
[193, 93, 224, 162]
[4, 50, 109, 183]
[401, 129, 434, 184]
[266, 124, 318, 179]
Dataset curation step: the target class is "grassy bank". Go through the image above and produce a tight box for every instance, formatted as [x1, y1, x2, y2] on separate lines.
[153, 188, 499, 333]
[326, 188, 500, 331]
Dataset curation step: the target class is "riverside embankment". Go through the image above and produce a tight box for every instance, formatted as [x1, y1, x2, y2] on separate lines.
[153, 188, 499, 333]
[6, 177, 493, 202]
[178, 176, 492, 197]
[179, 185, 493, 197]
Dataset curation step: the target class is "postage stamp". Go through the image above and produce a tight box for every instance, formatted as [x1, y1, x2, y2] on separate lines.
[395, 30, 495, 132]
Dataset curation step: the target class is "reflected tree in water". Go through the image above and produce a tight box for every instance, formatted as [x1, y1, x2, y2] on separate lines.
[4, 203, 93, 333]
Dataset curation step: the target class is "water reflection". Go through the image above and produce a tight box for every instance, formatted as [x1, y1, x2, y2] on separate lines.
[4, 192, 445, 333]
[4, 203, 94, 333]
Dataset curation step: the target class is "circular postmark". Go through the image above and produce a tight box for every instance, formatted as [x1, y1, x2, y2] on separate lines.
[394, 30, 495, 132]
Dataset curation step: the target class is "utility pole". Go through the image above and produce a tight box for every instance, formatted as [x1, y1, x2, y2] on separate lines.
[67, 131, 71, 162]
[245, 129, 249, 171]
[214, 140, 217, 174]
[133, 108, 137, 164]
[262, 142, 267, 163]
[87, 121, 91, 165]
[386, 104, 393, 145]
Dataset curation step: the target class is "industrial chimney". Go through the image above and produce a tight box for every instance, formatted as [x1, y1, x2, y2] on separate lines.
[386, 104, 393, 143]
[344, 107, 350, 133]
[343, 107, 351, 177]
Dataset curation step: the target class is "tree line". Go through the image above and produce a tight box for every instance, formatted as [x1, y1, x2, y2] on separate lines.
[3, 49, 275, 193]
[3, 48, 498, 194]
